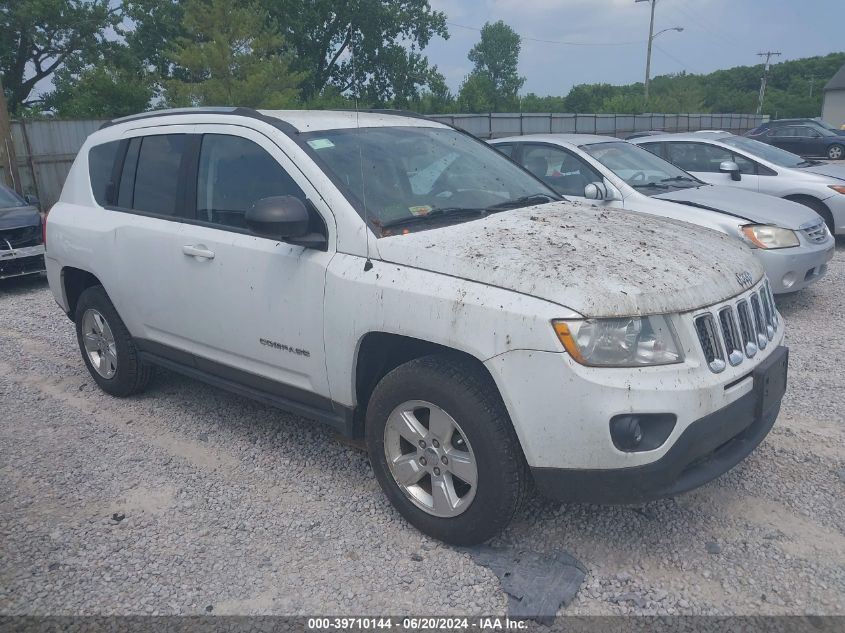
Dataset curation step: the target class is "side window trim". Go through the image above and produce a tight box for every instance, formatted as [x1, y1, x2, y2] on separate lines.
[179, 135, 202, 222]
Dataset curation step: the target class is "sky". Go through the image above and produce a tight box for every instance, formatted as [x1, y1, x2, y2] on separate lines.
[425, 0, 845, 96]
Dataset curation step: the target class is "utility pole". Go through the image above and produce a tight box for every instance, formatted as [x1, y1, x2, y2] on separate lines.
[637, 0, 657, 101]
[809, 75, 815, 98]
[636, 0, 682, 101]
[756, 51, 781, 115]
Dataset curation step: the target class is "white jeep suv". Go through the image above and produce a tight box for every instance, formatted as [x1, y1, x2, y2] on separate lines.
[45, 108, 788, 544]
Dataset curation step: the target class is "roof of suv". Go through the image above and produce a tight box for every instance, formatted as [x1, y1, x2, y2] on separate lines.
[101, 107, 447, 133]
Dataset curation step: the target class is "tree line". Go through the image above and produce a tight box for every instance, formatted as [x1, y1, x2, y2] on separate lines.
[2, 0, 843, 119]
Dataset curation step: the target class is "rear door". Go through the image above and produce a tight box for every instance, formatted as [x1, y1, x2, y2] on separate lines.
[104, 127, 197, 359]
[764, 127, 797, 152]
[170, 125, 336, 408]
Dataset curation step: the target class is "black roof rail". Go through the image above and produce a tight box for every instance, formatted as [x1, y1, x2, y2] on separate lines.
[99, 106, 263, 130]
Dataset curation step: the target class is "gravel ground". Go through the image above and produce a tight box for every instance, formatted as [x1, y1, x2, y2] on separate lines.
[1, 241, 843, 619]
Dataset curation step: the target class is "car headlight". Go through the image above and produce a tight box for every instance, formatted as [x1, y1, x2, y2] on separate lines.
[828, 185, 845, 194]
[741, 225, 799, 249]
[552, 316, 684, 367]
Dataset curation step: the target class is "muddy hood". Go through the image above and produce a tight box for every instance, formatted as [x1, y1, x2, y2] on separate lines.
[376, 202, 764, 318]
[655, 185, 820, 229]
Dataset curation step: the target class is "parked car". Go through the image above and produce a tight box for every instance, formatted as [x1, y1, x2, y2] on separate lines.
[747, 118, 845, 138]
[742, 123, 845, 160]
[0, 183, 45, 280]
[490, 135, 834, 294]
[45, 108, 788, 544]
[632, 131, 845, 234]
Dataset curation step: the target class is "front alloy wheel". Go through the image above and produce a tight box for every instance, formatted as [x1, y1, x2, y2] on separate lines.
[366, 354, 529, 545]
[384, 400, 478, 518]
[828, 144, 844, 160]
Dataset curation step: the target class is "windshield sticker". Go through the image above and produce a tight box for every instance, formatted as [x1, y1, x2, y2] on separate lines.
[409, 205, 432, 216]
[307, 138, 335, 150]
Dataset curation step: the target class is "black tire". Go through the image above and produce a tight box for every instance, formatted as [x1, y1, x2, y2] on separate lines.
[827, 144, 844, 161]
[365, 354, 529, 545]
[74, 285, 152, 397]
[787, 195, 835, 234]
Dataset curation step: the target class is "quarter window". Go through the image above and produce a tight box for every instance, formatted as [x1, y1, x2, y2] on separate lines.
[132, 135, 187, 216]
[196, 134, 305, 229]
[88, 141, 121, 206]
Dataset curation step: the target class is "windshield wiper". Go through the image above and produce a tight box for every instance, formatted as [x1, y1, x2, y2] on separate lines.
[660, 175, 698, 183]
[631, 182, 669, 190]
[380, 207, 487, 230]
[486, 193, 560, 211]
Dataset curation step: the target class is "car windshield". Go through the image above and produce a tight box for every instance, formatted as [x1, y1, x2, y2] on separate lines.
[301, 126, 557, 235]
[581, 140, 702, 196]
[719, 135, 810, 168]
[0, 185, 25, 208]
[816, 119, 839, 132]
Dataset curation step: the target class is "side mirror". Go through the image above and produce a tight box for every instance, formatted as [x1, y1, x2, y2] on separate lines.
[24, 194, 39, 208]
[245, 196, 328, 250]
[584, 182, 609, 200]
[719, 160, 742, 181]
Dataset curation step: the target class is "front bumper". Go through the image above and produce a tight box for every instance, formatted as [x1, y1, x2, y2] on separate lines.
[531, 345, 788, 503]
[755, 239, 834, 293]
[0, 244, 46, 280]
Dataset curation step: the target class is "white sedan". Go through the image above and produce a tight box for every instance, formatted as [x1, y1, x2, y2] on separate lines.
[631, 131, 845, 235]
[490, 134, 834, 294]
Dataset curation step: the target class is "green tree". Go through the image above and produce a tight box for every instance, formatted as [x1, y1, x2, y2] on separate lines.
[460, 20, 524, 111]
[266, 0, 447, 106]
[457, 72, 495, 113]
[0, 0, 120, 113]
[164, 0, 304, 108]
[44, 62, 154, 117]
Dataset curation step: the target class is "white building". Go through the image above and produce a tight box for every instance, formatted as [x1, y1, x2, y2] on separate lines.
[822, 63, 845, 128]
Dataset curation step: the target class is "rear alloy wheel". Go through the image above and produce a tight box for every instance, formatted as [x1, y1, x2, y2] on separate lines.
[74, 285, 152, 397]
[827, 144, 844, 160]
[366, 354, 529, 545]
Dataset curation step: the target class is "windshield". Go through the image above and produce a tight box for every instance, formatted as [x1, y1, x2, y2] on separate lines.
[719, 135, 810, 168]
[301, 126, 557, 235]
[0, 185, 25, 208]
[581, 141, 702, 196]
[816, 119, 839, 132]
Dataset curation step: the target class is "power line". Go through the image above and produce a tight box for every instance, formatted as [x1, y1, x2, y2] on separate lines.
[446, 21, 644, 47]
[652, 42, 699, 74]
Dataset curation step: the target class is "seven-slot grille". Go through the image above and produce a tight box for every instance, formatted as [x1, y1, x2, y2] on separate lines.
[801, 219, 828, 244]
[694, 282, 778, 373]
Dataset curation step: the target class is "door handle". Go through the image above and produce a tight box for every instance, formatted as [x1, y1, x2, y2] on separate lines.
[182, 244, 215, 260]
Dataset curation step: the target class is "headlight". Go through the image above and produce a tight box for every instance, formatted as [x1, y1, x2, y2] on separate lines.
[552, 315, 684, 367]
[741, 225, 799, 249]
[828, 185, 845, 194]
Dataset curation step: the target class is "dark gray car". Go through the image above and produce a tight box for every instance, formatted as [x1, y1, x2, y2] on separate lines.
[0, 184, 45, 280]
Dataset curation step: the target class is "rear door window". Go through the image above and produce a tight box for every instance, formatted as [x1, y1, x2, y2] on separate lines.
[132, 135, 187, 216]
